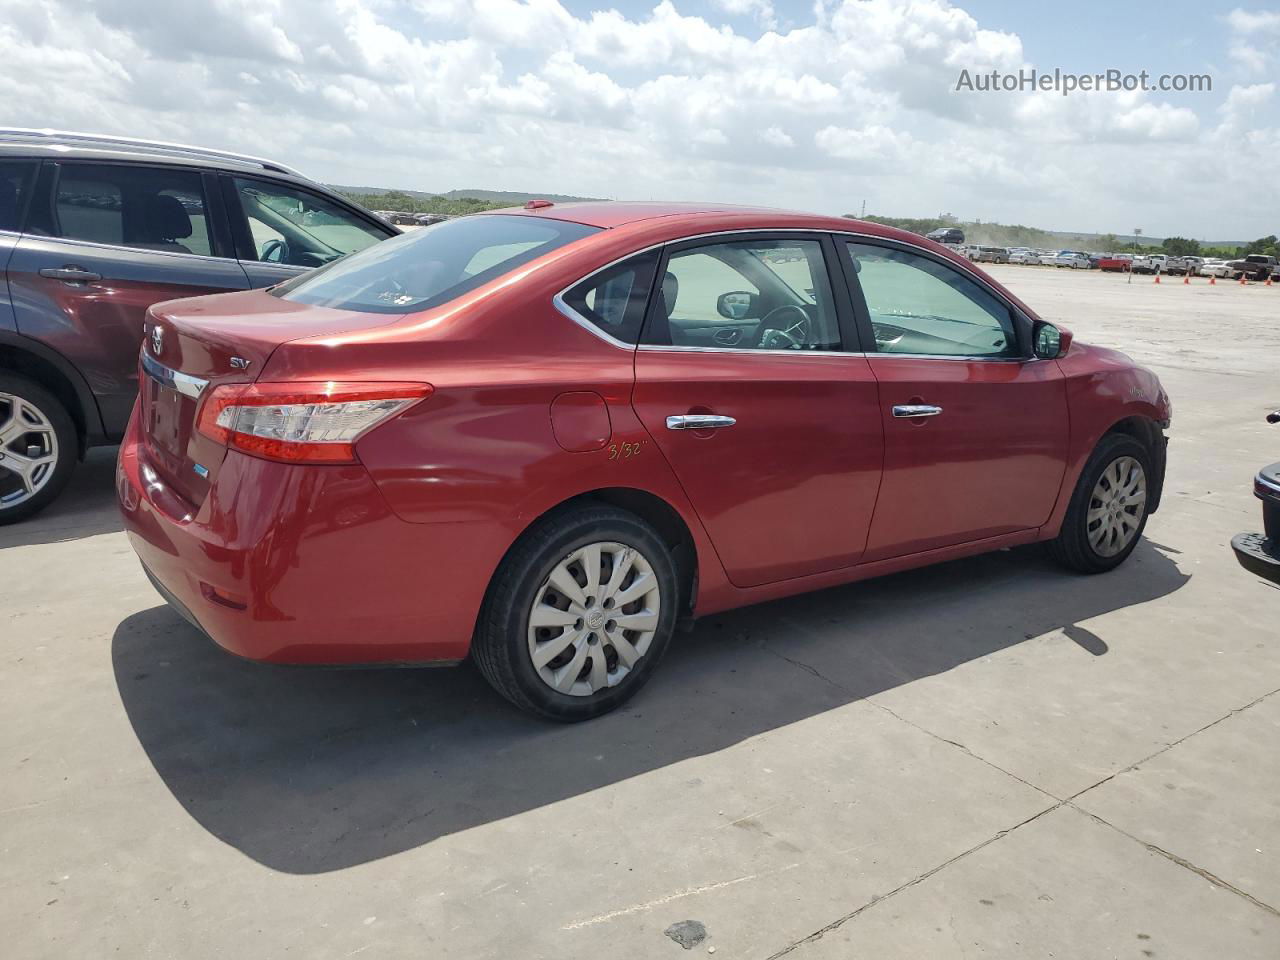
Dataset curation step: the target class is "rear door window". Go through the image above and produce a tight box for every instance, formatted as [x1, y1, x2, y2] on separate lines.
[275, 214, 600, 314]
[0, 161, 36, 232]
[44, 163, 214, 256]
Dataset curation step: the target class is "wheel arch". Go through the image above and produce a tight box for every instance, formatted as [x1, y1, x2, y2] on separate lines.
[0, 332, 106, 451]
[1100, 414, 1166, 514]
[503, 486, 700, 617]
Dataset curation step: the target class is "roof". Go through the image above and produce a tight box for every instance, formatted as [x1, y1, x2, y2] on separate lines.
[494, 200, 816, 229]
[0, 128, 305, 178]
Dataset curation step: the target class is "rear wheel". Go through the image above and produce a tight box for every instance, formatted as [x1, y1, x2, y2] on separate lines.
[0, 374, 77, 526]
[472, 505, 679, 721]
[1047, 433, 1151, 574]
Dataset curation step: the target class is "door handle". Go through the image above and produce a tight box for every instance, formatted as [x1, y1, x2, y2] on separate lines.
[39, 266, 102, 284]
[666, 414, 737, 431]
[892, 404, 943, 418]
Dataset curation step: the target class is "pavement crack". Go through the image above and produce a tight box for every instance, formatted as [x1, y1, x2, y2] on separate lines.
[764, 645, 850, 694]
[1067, 685, 1280, 804]
[765, 628, 1059, 801]
[1072, 806, 1280, 919]
[866, 699, 1060, 803]
[762, 801, 1063, 960]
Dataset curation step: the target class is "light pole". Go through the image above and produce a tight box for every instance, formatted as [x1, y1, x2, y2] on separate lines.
[1129, 228, 1141, 284]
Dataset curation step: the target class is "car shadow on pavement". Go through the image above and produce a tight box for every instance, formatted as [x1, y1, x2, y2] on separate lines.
[111, 539, 1188, 875]
[0, 447, 121, 549]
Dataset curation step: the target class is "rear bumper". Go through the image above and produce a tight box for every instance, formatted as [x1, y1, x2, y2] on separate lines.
[116, 407, 507, 665]
[1231, 533, 1280, 586]
[1232, 463, 1280, 585]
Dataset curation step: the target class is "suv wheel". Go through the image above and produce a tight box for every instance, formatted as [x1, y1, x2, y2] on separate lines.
[0, 374, 77, 525]
[472, 505, 679, 721]
[1047, 433, 1151, 574]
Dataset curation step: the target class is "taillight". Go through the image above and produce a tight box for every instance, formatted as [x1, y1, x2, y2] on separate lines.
[196, 382, 432, 463]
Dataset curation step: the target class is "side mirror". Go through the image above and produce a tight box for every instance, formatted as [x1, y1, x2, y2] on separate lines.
[717, 291, 759, 320]
[1033, 322, 1072, 359]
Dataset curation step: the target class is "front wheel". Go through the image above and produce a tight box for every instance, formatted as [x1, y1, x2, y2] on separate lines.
[1047, 433, 1152, 573]
[472, 505, 679, 721]
[0, 375, 78, 526]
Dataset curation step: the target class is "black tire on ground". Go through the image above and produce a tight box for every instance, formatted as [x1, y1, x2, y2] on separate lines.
[472, 504, 680, 722]
[0, 373, 78, 526]
[1047, 432, 1153, 574]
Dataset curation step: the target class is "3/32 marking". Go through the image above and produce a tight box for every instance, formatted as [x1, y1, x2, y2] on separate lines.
[607, 440, 647, 461]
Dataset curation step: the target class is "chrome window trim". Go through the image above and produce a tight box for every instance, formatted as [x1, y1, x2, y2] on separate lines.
[635, 344, 1032, 362]
[553, 227, 1037, 358]
[636, 344, 867, 358]
[141, 351, 209, 399]
[15, 233, 234, 264]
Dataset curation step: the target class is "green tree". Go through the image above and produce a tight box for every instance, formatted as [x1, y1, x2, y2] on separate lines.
[1161, 236, 1201, 257]
[1244, 235, 1279, 257]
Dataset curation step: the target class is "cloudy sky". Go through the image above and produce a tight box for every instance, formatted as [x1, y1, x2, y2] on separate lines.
[1, 0, 1276, 239]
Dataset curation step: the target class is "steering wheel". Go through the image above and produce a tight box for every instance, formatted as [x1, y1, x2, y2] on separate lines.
[260, 238, 290, 264]
[754, 304, 811, 349]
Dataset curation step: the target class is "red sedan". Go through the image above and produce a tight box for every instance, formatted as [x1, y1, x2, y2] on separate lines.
[118, 203, 1171, 720]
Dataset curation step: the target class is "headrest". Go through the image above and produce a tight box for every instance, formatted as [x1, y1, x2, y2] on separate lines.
[141, 194, 193, 240]
[661, 271, 679, 318]
[0, 177, 17, 229]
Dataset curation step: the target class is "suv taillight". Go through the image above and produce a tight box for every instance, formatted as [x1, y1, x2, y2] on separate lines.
[195, 382, 432, 463]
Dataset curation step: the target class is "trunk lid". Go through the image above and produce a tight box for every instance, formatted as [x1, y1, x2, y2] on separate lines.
[139, 288, 404, 508]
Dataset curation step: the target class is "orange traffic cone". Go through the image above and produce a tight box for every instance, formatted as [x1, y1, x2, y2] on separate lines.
[1209, 275, 1216, 285]
[1153, 274, 1161, 284]
[1267, 275, 1273, 287]
[1239, 272, 1248, 285]
[1183, 273, 1190, 284]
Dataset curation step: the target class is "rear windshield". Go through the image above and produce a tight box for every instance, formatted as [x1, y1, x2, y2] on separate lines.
[273, 214, 600, 314]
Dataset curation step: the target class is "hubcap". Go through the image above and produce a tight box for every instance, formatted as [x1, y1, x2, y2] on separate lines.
[1087, 455, 1147, 558]
[527, 541, 662, 697]
[0, 393, 59, 509]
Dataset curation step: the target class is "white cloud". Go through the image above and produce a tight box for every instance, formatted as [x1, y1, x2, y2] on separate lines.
[712, 0, 778, 30]
[1226, 7, 1280, 75]
[0, 0, 1272, 237]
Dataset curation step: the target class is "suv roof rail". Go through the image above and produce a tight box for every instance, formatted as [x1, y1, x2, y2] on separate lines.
[0, 127, 307, 179]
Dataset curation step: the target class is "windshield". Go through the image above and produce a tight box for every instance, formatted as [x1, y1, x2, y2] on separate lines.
[273, 214, 600, 314]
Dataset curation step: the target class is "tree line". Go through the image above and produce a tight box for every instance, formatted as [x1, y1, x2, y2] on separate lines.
[851, 213, 1276, 259]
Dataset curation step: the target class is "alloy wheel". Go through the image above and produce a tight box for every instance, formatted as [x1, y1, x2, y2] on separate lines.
[527, 541, 662, 697]
[0, 393, 60, 509]
[1086, 455, 1147, 558]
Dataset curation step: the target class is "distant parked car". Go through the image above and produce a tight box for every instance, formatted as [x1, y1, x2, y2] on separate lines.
[1132, 254, 1169, 275]
[1009, 248, 1037, 264]
[1200, 259, 1233, 278]
[1054, 251, 1091, 269]
[1165, 256, 1203, 276]
[972, 246, 1010, 264]
[1096, 255, 1132, 273]
[1225, 254, 1279, 281]
[926, 226, 965, 246]
[0, 127, 398, 523]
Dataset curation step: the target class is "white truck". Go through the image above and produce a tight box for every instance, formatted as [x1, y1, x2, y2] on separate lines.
[1132, 254, 1169, 275]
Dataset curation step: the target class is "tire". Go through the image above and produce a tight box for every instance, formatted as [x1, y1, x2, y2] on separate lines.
[472, 504, 680, 721]
[1047, 433, 1152, 574]
[0, 374, 78, 526]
